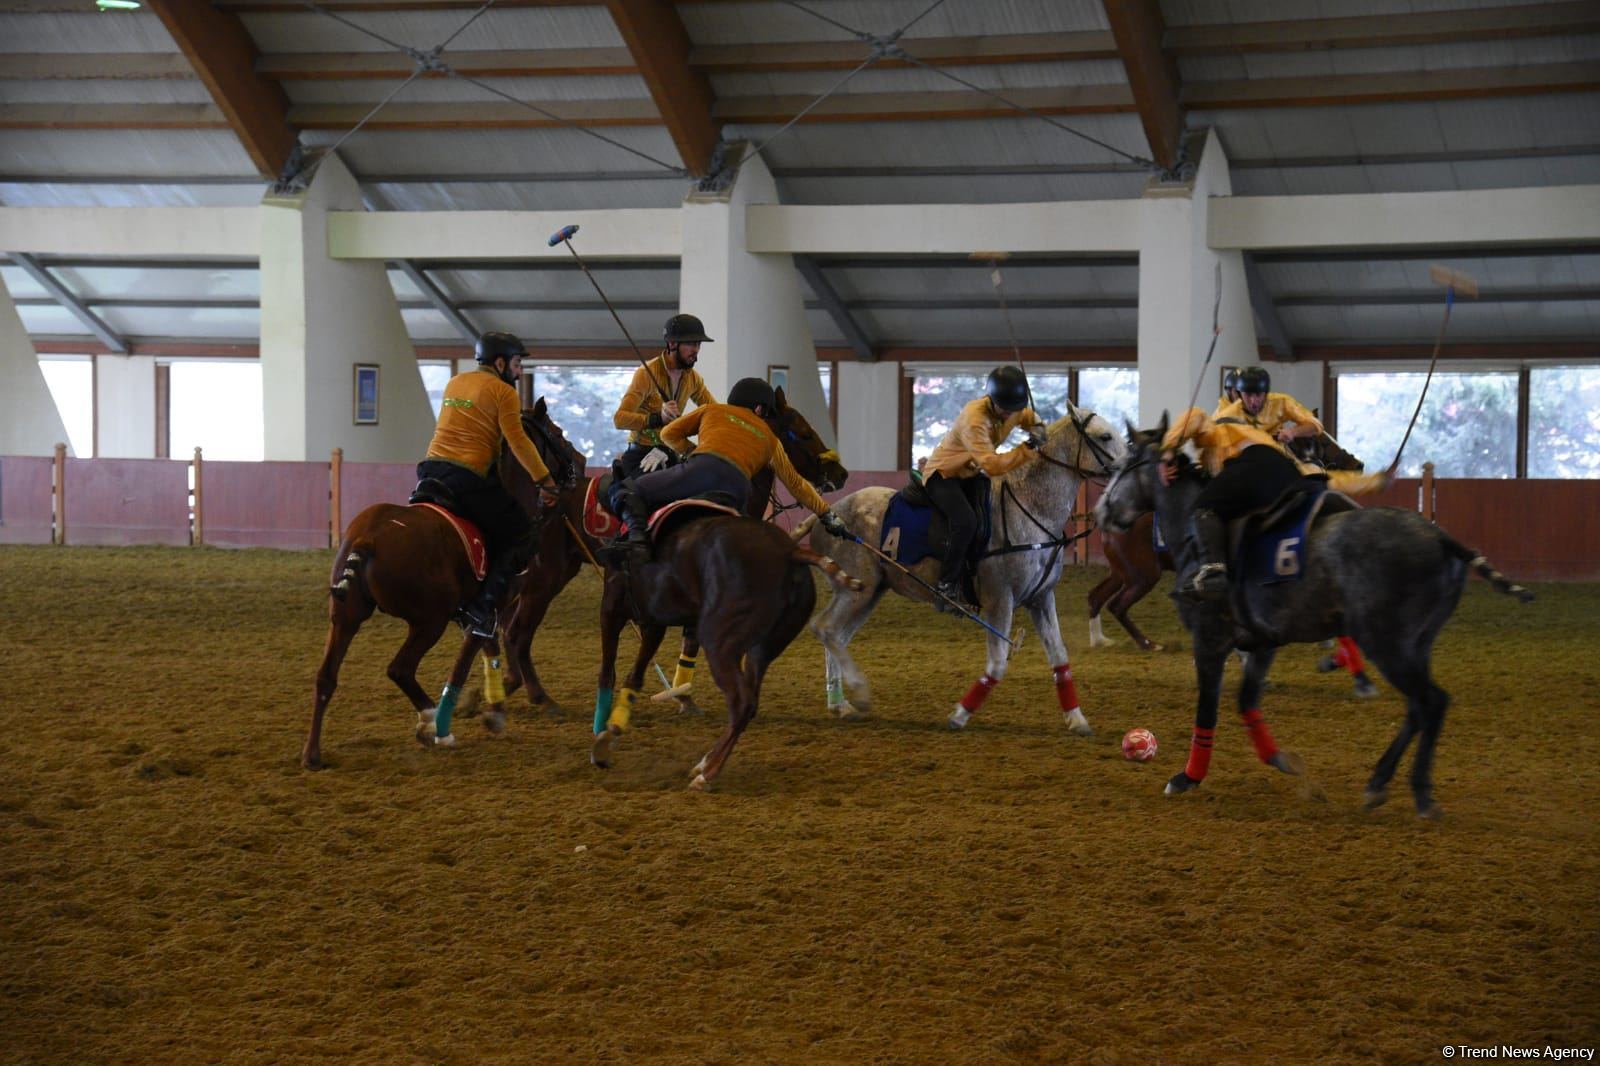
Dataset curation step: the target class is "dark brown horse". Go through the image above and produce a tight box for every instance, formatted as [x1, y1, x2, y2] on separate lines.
[301, 399, 583, 769]
[589, 397, 854, 789]
[494, 386, 847, 717]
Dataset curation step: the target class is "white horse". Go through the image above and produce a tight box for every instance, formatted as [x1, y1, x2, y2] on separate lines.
[798, 407, 1125, 731]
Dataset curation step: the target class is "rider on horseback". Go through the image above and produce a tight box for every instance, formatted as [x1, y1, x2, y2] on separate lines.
[1216, 367, 1243, 412]
[612, 377, 848, 554]
[920, 366, 1046, 611]
[1159, 407, 1309, 604]
[611, 313, 717, 490]
[1215, 366, 1323, 445]
[418, 331, 560, 637]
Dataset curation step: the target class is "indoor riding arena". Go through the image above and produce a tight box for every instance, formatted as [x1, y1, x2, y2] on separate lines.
[2, 1, 1597, 1063]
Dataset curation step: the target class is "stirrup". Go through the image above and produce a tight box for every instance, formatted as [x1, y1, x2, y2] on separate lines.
[455, 603, 498, 638]
[933, 580, 976, 615]
[1182, 563, 1228, 603]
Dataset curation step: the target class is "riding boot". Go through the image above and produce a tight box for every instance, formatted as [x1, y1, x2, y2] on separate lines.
[457, 536, 534, 638]
[1182, 508, 1230, 603]
[933, 573, 978, 616]
[614, 489, 653, 556]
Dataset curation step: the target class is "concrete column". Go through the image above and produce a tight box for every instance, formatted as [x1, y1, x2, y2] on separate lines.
[1137, 129, 1259, 426]
[835, 361, 901, 472]
[0, 272, 73, 457]
[678, 147, 835, 447]
[259, 152, 432, 462]
[94, 355, 157, 458]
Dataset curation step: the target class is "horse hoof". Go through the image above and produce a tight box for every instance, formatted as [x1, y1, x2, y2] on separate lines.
[1352, 677, 1378, 699]
[534, 699, 565, 721]
[1268, 751, 1305, 776]
[415, 715, 437, 747]
[1164, 772, 1200, 796]
[301, 752, 323, 772]
[1062, 709, 1094, 737]
[687, 774, 708, 792]
[832, 702, 869, 722]
[946, 706, 971, 730]
[675, 696, 705, 717]
[1144, 642, 1164, 653]
[1416, 799, 1443, 821]
[589, 731, 613, 769]
[1363, 787, 1389, 811]
[481, 710, 507, 735]
[691, 755, 709, 776]
[433, 733, 456, 748]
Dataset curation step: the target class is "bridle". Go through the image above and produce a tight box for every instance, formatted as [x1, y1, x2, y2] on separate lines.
[521, 411, 582, 491]
[1027, 403, 1120, 483]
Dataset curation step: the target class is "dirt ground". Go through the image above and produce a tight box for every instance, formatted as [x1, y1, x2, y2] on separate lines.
[1, 544, 1596, 1064]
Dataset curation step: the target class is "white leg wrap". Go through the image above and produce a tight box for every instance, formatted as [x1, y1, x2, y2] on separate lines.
[947, 705, 971, 730]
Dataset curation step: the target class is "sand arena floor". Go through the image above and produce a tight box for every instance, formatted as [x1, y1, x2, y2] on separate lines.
[1, 545, 1597, 1064]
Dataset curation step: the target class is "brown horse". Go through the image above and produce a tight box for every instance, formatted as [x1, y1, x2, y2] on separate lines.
[301, 399, 583, 769]
[589, 399, 854, 789]
[494, 386, 847, 717]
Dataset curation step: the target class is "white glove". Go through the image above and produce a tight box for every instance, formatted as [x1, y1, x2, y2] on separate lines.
[639, 447, 671, 473]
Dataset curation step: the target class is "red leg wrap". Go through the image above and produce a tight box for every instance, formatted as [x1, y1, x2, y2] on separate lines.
[960, 674, 999, 713]
[1052, 663, 1080, 712]
[1240, 707, 1279, 763]
[1337, 636, 1365, 675]
[1184, 727, 1215, 781]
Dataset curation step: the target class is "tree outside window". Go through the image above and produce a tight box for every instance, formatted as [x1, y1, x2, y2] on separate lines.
[1335, 371, 1517, 478]
[910, 370, 1072, 464]
[1528, 366, 1600, 479]
[1077, 368, 1139, 435]
[530, 366, 637, 467]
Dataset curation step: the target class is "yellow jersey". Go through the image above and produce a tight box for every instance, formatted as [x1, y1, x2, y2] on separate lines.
[613, 354, 715, 447]
[425, 367, 551, 482]
[661, 403, 830, 515]
[923, 397, 1045, 480]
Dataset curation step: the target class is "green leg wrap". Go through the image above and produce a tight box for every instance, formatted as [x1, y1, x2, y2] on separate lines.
[593, 689, 613, 735]
[827, 678, 845, 706]
[435, 683, 461, 738]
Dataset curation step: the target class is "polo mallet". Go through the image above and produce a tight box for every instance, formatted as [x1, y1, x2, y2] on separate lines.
[971, 250, 1036, 410]
[843, 531, 1017, 648]
[1388, 264, 1479, 475]
[561, 515, 676, 695]
[548, 224, 673, 406]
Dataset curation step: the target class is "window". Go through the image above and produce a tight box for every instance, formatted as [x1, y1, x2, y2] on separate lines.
[419, 361, 452, 418]
[1077, 368, 1140, 435]
[818, 363, 832, 411]
[1335, 371, 1517, 478]
[38, 356, 93, 458]
[529, 365, 637, 466]
[169, 360, 264, 461]
[1528, 366, 1600, 479]
[909, 369, 1071, 464]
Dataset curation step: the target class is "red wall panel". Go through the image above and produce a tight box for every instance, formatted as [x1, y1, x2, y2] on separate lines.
[0, 456, 54, 545]
[205, 461, 329, 550]
[338, 462, 418, 535]
[63, 458, 190, 546]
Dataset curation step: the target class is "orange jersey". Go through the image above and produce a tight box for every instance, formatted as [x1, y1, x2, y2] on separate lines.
[1163, 407, 1288, 476]
[425, 367, 551, 482]
[613, 354, 714, 446]
[661, 403, 830, 515]
[923, 397, 1045, 480]
[1214, 392, 1323, 438]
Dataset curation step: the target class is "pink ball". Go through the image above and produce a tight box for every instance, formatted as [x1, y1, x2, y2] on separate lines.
[1122, 727, 1158, 762]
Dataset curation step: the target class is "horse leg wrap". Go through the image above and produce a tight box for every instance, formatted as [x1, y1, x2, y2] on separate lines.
[960, 674, 1000, 713]
[1336, 637, 1364, 675]
[482, 654, 507, 705]
[434, 683, 461, 739]
[610, 688, 637, 733]
[826, 677, 845, 707]
[1051, 663, 1080, 714]
[672, 654, 698, 692]
[1185, 726, 1215, 782]
[593, 689, 613, 735]
[1240, 707, 1279, 763]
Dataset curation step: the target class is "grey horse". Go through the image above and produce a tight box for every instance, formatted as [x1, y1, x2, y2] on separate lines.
[798, 407, 1124, 732]
[1095, 418, 1534, 818]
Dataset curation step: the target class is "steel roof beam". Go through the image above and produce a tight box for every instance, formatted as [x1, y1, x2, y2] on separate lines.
[603, 0, 718, 177]
[8, 252, 127, 354]
[1242, 251, 1294, 361]
[1101, 0, 1184, 173]
[793, 256, 875, 362]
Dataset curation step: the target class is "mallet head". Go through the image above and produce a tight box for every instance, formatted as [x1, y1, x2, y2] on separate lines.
[548, 224, 579, 247]
[1428, 264, 1479, 298]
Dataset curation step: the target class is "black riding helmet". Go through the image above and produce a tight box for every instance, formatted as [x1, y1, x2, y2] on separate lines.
[475, 330, 527, 365]
[664, 313, 714, 345]
[1239, 366, 1271, 395]
[986, 366, 1030, 413]
[727, 377, 775, 414]
[1223, 367, 1242, 393]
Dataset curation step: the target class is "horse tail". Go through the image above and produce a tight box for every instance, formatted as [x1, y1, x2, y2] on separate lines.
[792, 545, 865, 591]
[329, 538, 374, 602]
[1436, 531, 1535, 603]
[791, 514, 819, 541]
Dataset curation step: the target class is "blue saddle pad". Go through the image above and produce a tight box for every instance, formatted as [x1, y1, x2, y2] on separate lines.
[1238, 491, 1320, 586]
[881, 492, 938, 566]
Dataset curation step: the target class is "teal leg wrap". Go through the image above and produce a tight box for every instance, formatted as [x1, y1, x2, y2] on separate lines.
[826, 678, 845, 706]
[593, 689, 613, 735]
[435, 683, 461, 738]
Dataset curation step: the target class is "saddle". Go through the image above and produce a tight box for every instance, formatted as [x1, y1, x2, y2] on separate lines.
[586, 478, 744, 562]
[406, 498, 488, 581]
[882, 474, 992, 601]
[1222, 482, 1357, 631]
[583, 476, 623, 540]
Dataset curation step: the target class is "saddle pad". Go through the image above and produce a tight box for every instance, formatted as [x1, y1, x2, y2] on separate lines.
[646, 498, 743, 533]
[1237, 491, 1320, 586]
[410, 502, 488, 580]
[880, 490, 938, 567]
[582, 477, 622, 540]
